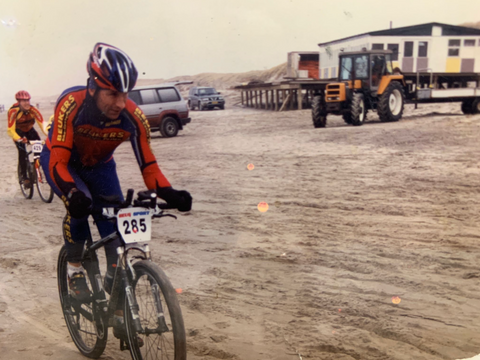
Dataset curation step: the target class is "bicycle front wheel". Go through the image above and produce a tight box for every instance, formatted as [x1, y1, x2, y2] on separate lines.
[35, 161, 54, 203]
[57, 246, 107, 358]
[125, 260, 186, 360]
[18, 162, 33, 199]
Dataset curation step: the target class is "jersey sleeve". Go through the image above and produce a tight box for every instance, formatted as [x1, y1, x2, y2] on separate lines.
[7, 106, 20, 142]
[30, 106, 47, 136]
[48, 91, 83, 196]
[126, 101, 171, 190]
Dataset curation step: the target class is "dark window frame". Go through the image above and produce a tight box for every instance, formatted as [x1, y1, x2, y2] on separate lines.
[418, 41, 428, 57]
[448, 39, 461, 47]
[448, 39, 461, 57]
[464, 39, 475, 47]
[404, 41, 414, 57]
[387, 43, 399, 61]
[448, 48, 460, 56]
[372, 43, 384, 50]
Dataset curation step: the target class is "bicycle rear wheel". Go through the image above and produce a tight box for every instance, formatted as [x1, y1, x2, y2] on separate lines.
[35, 160, 54, 203]
[125, 260, 186, 360]
[18, 162, 33, 199]
[57, 246, 107, 358]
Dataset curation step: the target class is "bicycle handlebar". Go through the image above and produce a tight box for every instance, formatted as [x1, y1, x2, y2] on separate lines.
[93, 189, 176, 218]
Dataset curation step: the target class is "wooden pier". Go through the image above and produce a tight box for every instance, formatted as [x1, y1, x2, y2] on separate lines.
[234, 80, 329, 111]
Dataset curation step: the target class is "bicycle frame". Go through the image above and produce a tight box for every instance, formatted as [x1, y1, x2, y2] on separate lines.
[82, 218, 158, 334]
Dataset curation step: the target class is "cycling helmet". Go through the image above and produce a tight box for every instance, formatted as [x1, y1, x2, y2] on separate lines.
[87, 42, 138, 93]
[15, 90, 31, 100]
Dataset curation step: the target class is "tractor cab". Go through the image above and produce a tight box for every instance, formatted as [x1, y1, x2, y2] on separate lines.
[337, 50, 395, 92]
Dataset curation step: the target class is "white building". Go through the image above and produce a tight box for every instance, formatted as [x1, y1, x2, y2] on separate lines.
[318, 22, 480, 80]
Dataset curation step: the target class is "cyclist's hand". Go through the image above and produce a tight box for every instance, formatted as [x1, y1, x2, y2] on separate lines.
[67, 189, 92, 218]
[157, 187, 192, 212]
[17, 137, 28, 144]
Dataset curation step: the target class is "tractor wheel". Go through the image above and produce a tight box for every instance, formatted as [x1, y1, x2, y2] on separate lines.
[471, 98, 480, 114]
[461, 100, 473, 114]
[312, 95, 327, 128]
[378, 82, 405, 122]
[342, 112, 353, 124]
[350, 93, 366, 126]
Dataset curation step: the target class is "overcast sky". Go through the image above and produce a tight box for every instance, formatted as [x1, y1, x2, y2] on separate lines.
[1, 0, 480, 105]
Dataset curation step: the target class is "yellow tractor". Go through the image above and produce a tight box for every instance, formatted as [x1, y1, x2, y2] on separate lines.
[312, 49, 406, 127]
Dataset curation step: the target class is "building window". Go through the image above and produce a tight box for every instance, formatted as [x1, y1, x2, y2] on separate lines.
[448, 39, 460, 56]
[464, 39, 475, 46]
[418, 42, 428, 57]
[372, 43, 384, 50]
[404, 41, 413, 57]
[323, 68, 329, 79]
[387, 44, 399, 61]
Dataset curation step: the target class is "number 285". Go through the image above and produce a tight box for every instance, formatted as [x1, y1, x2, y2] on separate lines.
[123, 219, 147, 234]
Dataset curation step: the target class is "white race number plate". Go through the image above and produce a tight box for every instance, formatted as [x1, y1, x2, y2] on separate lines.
[117, 207, 152, 243]
[32, 143, 43, 153]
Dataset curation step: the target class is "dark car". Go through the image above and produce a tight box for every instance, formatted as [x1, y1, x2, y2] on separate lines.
[129, 84, 191, 138]
[188, 86, 225, 110]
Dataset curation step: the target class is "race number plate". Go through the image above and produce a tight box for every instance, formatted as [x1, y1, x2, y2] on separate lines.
[32, 143, 43, 153]
[117, 207, 152, 243]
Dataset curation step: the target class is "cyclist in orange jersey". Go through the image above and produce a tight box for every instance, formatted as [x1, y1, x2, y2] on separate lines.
[7, 91, 46, 186]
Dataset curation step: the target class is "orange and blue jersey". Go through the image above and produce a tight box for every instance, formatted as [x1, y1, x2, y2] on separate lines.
[7, 103, 46, 141]
[43, 86, 171, 198]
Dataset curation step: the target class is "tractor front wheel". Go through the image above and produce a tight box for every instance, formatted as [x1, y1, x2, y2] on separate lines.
[312, 95, 327, 128]
[350, 93, 366, 126]
[378, 82, 405, 122]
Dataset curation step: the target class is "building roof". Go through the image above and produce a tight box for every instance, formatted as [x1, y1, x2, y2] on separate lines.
[318, 22, 480, 47]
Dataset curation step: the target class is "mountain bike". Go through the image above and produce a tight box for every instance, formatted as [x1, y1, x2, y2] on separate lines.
[17, 140, 54, 202]
[57, 189, 186, 359]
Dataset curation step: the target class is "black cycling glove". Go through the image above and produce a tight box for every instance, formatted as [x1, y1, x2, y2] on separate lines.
[67, 189, 92, 219]
[157, 186, 192, 212]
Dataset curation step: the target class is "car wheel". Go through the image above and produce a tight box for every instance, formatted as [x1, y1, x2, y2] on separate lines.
[188, 100, 193, 110]
[198, 101, 203, 111]
[160, 117, 179, 138]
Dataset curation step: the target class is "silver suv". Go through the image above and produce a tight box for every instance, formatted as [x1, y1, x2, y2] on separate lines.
[128, 84, 191, 137]
[188, 86, 225, 111]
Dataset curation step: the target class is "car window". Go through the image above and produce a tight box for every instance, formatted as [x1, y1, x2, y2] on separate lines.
[128, 91, 141, 105]
[157, 88, 180, 103]
[139, 89, 159, 104]
[198, 88, 217, 95]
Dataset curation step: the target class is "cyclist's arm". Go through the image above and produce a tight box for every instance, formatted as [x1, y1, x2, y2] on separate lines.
[48, 92, 80, 196]
[7, 107, 21, 142]
[125, 101, 171, 190]
[30, 106, 47, 136]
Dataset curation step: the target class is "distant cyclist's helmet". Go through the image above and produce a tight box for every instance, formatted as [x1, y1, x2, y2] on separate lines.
[87, 42, 138, 93]
[15, 90, 31, 101]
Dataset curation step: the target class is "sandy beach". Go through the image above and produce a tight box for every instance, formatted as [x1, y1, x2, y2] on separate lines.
[1, 96, 480, 360]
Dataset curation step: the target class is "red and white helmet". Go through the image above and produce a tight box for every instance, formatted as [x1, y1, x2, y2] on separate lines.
[87, 43, 138, 93]
[15, 90, 31, 100]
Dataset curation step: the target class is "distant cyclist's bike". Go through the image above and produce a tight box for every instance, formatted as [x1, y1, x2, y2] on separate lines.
[57, 189, 186, 359]
[18, 140, 54, 202]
